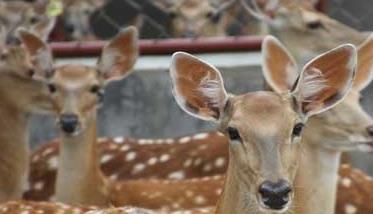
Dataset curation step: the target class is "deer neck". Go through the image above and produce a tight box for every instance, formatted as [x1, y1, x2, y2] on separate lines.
[216, 149, 282, 214]
[56, 115, 109, 206]
[0, 75, 31, 201]
[293, 131, 341, 214]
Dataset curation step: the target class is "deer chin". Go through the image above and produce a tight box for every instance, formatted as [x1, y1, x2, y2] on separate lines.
[321, 141, 373, 152]
[256, 194, 292, 213]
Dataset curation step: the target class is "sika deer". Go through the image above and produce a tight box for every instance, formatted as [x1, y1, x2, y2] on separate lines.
[169, 37, 356, 212]
[0, 0, 55, 42]
[240, 0, 368, 66]
[157, 0, 236, 37]
[21, 27, 226, 209]
[0, 28, 54, 202]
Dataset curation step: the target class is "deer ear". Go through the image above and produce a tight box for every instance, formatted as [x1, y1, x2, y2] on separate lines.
[170, 52, 229, 121]
[262, 36, 298, 93]
[97, 26, 139, 83]
[292, 44, 357, 117]
[17, 28, 53, 78]
[30, 17, 56, 42]
[353, 34, 373, 91]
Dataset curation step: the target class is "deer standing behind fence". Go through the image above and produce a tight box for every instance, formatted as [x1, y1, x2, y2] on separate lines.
[0, 23, 55, 202]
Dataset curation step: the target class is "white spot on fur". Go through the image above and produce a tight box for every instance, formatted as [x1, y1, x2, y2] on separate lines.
[120, 144, 130, 151]
[193, 133, 209, 140]
[160, 154, 170, 162]
[215, 188, 222, 195]
[101, 154, 113, 163]
[194, 195, 207, 205]
[42, 147, 54, 156]
[345, 204, 357, 214]
[32, 155, 40, 163]
[179, 136, 191, 144]
[33, 181, 44, 190]
[183, 159, 193, 168]
[168, 171, 185, 180]
[166, 138, 175, 144]
[132, 163, 146, 174]
[214, 157, 226, 168]
[194, 158, 202, 166]
[109, 173, 118, 180]
[203, 164, 212, 172]
[147, 157, 158, 165]
[341, 178, 351, 187]
[125, 152, 137, 161]
[48, 156, 58, 169]
[114, 137, 124, 143]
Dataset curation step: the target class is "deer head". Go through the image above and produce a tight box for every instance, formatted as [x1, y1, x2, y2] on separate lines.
[62, 0, 105, 41]
[264, 34, 373, 152]
[163, 0, 236, 37]
[170, 36, 356, 212]
[0, 1, 55, 43]
[21, 26, 138, 135]
[240, 0, 367, 66]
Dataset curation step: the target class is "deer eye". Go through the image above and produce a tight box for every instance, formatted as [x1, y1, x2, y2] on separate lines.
[292, 123, 304, 137]
[306, 20, 323, 29]
[90, 85, 100, 93]
[0, 53, 8, 60]
[30, 16, 40, 24]
[48, 83, 57, 93]
[227, 127, 242, 141]
[169, 11, 177, 19]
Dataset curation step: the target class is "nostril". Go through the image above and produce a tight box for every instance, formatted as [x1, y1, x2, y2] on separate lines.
[367, 126, 373, 136]
[259, 180, 291, 210]
[28, 69, 35, 77]
[60, 114, 79, 134]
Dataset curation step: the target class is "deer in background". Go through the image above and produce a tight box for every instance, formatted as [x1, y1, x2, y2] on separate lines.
[59, 0, 106, 41]
[0, 23, 55, 202]
[19, 27, 226, 209]
[0, 0, 56, 42]
[169, 36, 356, 212]
[154, 0, 236, 37]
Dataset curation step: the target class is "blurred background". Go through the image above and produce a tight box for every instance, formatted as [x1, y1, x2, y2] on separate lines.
[1, 0, 372, 173]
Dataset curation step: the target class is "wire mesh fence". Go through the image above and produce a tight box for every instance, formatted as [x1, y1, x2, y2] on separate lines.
[327, 0, 373, 31]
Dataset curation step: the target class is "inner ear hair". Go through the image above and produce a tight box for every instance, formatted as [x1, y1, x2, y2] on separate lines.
[217, 97, 234, 131]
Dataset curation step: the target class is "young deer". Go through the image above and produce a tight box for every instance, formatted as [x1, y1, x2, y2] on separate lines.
[60, 0, 106, 41]
[20, 27, 227, 209]
[157, 0, 236, 37]
[169, 37, 356, 212]
[240, 0, 368, 66]
[0, 27, 55, 201]
[0, 0, 55, 42]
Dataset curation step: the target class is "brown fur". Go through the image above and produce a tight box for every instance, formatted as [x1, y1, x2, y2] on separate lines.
[0, 38, 53, 202]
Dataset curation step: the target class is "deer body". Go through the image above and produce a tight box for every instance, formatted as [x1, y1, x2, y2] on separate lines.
[169, 36, 356, 213]
[0, 39, 54, 202]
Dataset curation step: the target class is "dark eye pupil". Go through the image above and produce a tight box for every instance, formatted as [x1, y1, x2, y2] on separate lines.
[90, 85, 100, 93]
[227, 127, 241, 141]
[292, 123, 304, 136]
[48, 84, 56, 93]
[30, 17, 39, 24]
[307, 21, 322, 29]
[0, 54, 7, 60]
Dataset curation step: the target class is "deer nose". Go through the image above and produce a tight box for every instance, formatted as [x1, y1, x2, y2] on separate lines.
[367, 125, 373, 137]
[64, 23, 75, 34]
[258, 179, 292, 210]
[60, 114, 79, 134]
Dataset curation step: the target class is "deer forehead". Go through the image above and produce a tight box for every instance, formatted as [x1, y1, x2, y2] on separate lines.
[229, 92, 296, 137]
[53, 65, 99, 89]
[178, 1, 211, 15]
